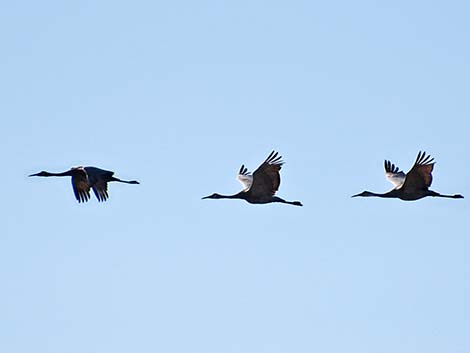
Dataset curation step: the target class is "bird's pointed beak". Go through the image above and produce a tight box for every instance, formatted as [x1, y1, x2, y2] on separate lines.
[28, 173, 39, 177]
[201, 195, 210, 199]
[351, 193, 361, 198]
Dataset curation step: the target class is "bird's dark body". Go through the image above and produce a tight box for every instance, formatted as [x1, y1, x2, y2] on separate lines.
[84, 166, 114, 179]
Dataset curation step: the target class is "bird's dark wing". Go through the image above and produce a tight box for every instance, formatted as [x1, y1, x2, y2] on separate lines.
[401, 151, 435, 191]
[85, 167, 113, 202]
[71, 168, 91, 203]
[249, 151, 283, 197]
[91, 180, 109, 202]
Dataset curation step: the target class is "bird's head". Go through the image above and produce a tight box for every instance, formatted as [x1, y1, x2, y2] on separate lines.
[29, 171, 48, 177]
[202, 193, 223, 200]
[351, 191, 375, 198]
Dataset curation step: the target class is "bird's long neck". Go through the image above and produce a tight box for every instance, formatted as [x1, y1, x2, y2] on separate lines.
[359, 191, 398, 198]
[371, 192, 392, 198]
[41, 171, 73, 177]
[219, 192, 245, 199]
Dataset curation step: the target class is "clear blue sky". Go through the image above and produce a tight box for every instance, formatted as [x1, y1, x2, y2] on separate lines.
[2, 1, 469, 352]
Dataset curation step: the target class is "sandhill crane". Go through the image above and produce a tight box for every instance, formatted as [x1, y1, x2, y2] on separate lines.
[29, 166, 139, 203]
[202, 151, 303, 206]
[352, 151, 464, 201]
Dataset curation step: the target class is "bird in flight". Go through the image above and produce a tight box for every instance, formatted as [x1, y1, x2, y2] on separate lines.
[352, 151, 464, 201]
[29, 166, 139, 203]
[202, 151, 303, 206]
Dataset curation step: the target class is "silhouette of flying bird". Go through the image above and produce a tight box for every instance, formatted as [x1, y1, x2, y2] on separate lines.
[202, 151, 303, 206]
[29, 166, 139, 203]
[352, 151, 463, 201]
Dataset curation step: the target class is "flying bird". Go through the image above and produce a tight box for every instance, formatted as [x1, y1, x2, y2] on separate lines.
[352, 151, 464, 201]
[202, 151, 303, 206]
[29, 166, 139, 203]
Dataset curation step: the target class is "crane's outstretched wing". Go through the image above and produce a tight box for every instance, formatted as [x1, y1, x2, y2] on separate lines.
[91, 179, 109, 202]
[236, 165, 253, 191]
[401, 151, 434, 191]
[71, 168, 91, 203]
[86, 167, 113, 202]
[384, 160, 406, 188]
[249, 151, 283, 198]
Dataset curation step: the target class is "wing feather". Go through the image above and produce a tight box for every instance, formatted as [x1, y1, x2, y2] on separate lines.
[401, 151, 435, 191]
[249, 151, 284, 198]
[384, 160, 406, 188]
[236, 164, 253, 191]
[71, 168, 91, 203]
[237, 174, 253, 191]
[85, 167, 113, 202]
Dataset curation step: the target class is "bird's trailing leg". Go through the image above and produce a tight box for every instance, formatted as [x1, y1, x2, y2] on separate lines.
[272, 196, 303, 206]
[428, 191, 464, 199]
[110, 177, 140, 184]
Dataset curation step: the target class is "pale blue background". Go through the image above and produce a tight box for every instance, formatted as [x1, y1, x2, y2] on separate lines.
[2, 1, 469, 352]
